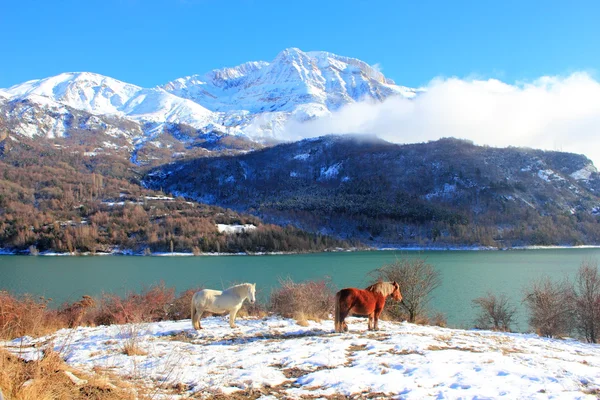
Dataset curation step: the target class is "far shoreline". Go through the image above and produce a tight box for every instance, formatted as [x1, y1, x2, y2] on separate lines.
[3, 244, 600, 257]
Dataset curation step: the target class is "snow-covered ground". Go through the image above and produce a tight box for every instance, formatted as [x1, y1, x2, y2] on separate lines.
[3, 316, 600, 399]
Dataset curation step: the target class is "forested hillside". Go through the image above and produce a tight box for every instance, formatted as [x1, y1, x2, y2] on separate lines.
[144, 135, 600, 248]
[0, 134, 353, 254]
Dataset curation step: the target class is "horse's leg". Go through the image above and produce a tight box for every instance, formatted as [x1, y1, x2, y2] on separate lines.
[373, 301, 384, 331]
[368, 313, 374, 331]
[229, 306, 241, 328]
[339, 306, 351, 333]
[336, 292, 352, 333]
[192, 306, 203, 330]
[334, 292, 341, 332]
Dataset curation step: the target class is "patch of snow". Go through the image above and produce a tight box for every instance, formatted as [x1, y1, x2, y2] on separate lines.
[320, 163, 342, 180]
[571, 165, 597, 181]
[144, 195, 175, 201]
[290, 171, 299, 177]
[102, 141, 119, 149]
[216, 224, 257, 234]
[101, 201, 142, 207]
[537, 169, 565, 182]
[3, 317, 600, 399]
[425, 183, 457, 200]
[293, 153, 310, 161]
[513, 195, 536, 209]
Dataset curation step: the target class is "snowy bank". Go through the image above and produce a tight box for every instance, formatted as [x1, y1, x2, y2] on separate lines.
[3, 317, 600, 399]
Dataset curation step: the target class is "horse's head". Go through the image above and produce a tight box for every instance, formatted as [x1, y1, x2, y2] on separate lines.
[247, 283, 256, 304]
[391, 281, 402, 302]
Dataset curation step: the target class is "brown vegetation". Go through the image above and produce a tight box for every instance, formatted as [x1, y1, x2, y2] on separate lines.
[0, 348, 137, 400]
[269, 278, 336, 324]
[94, 282, 175, 325]
[0, 136, 353, 254]
[0, 292, 63, 340]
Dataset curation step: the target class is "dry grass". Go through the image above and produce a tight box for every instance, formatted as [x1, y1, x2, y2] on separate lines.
[119, 325, 148, 357]
[0, 348, 137, 400]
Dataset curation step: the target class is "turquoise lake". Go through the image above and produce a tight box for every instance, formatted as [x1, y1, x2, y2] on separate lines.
[2, 248, 599, 331]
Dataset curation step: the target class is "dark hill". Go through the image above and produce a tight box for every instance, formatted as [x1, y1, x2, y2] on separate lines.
[144, 135, 600, 248]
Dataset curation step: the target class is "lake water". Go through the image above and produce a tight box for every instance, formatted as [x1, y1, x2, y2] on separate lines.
[2, 249, 599, 331]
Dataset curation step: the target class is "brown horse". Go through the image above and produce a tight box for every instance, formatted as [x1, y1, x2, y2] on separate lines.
[334, 281, 402, 333]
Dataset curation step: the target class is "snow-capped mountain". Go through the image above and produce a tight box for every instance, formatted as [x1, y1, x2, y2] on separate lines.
[162, 48, 418, 115]
[4, 72, 217, 130]
[0, 48, 419, 158]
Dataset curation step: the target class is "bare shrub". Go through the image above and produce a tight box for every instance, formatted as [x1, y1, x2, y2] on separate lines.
[269, 278, 336, 322]
[369, 258, 441, 323]
[94, 282, 175, 325]
[572, 260, 600, 343]
[523, 277, 573, 338]
[472, 292, 516, 332]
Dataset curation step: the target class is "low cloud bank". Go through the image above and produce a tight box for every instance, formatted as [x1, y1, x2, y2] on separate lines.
[285, 72, 600, 168]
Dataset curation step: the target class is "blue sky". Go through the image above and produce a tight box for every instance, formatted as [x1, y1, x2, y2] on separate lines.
[0, 0, 598, 88]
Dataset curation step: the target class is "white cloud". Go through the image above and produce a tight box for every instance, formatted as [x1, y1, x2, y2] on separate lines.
[284, 72, 600, 168]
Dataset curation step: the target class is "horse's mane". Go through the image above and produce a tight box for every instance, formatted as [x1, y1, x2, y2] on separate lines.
[365, 281, 396, 296]
[225, 283, 255, 294]
[228, 283, 252, 289]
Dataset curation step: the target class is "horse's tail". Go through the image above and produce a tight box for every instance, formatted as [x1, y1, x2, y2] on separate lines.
[191, 293, 199, 330]
[334, 291, 341, 333]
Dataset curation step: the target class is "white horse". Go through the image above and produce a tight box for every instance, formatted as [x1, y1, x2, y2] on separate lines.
[191, 283, 256, 330]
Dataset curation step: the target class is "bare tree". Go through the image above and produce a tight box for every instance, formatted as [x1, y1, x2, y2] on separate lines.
[572, 260, 600, 343]
[370, 258, 441, 323]
[523, 277, 572, 338]
[472, 292, 516, 332]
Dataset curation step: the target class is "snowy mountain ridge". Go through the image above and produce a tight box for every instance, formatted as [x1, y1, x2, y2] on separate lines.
[1, 48, 419, 145]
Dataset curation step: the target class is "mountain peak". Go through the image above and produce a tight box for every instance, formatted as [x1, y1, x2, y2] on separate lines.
[5, 72, 142, 115]
[273, 47, 309, 60]
[2, 48, 419, 144]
